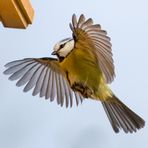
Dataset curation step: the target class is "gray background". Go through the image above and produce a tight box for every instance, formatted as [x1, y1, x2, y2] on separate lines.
[0, 0, 148, 148]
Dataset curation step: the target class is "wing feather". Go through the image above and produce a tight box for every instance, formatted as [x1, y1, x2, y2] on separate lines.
[4, 58, 83, 107]
[4, 60, 34, 75]
[23, 64, 42, 92]
[55, 72, 61, 105]
[40, 67, 50, 97]
[61, 77, 69, 107]
[58, 75, 65, 106]
[16, 63, 39, 87]
[50, 71, 56, 101]
[77, 14, 85, 28]
[32, 66, 47, 96]
[81, 18, 93, 28]
[45, 68, 53, 99]
[70, 14, 115, 83]
[4, 58, 32, 68]
[8, 62, 35, 81]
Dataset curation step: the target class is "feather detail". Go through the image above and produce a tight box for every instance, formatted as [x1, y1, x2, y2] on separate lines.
[70, 14, 115, 83]
[4, 58, 83, 107]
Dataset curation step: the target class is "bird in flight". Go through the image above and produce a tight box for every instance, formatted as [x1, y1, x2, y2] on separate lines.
[4, 14, 145, 133]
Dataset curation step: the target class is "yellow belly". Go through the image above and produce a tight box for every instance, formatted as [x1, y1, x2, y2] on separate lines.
[59, 48, 112, 100]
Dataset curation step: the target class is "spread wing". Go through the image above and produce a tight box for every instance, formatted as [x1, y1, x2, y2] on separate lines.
[70, 14, 115, 83]
[4, 58, 83, 107]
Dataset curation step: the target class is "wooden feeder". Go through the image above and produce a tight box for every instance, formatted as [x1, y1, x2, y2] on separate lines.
[0, 0, 34, 29]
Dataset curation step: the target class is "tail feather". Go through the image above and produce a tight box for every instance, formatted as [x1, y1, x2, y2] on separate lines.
[102, 95, 145, 133]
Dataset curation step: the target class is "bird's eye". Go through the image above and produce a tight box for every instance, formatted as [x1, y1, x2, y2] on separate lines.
[60, 44, 65, 48]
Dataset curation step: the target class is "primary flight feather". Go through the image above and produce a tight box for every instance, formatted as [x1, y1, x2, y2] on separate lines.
[4, 14, 145, 133]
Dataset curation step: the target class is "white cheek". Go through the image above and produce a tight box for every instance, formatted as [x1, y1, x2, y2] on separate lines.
[59, 47, 70, 57]
[67, 40, 74, 49]
[59, 40, 74, 57]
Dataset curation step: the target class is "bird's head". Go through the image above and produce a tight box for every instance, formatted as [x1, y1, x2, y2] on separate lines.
[52, 38, 74, 60]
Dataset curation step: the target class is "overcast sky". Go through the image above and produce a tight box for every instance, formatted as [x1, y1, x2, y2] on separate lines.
[0, 0, 148, 148]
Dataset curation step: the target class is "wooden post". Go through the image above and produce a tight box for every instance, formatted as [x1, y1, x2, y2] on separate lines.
[0, 0, 34, 29]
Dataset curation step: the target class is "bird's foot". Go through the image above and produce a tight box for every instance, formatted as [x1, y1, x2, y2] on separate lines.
[71, 82, 92, 98]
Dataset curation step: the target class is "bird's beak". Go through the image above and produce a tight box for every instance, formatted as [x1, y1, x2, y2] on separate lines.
[51, 51, 57, 55]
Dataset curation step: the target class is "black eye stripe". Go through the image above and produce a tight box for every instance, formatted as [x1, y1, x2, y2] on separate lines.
[60, 43, 66, 48]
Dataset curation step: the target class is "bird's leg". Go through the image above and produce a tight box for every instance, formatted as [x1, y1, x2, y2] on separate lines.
[71, 82, 93, 98]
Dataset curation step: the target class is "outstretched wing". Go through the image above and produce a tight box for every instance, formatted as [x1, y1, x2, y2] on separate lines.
[4, 58, 83, 107]
[70, 14, 115, 83]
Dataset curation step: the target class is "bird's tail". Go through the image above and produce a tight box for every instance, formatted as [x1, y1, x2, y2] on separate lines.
[101, 95, 145, 133]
